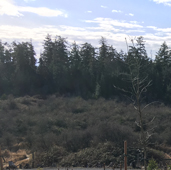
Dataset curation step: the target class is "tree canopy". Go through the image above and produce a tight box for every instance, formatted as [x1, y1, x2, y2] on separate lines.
[0, 36, 170, 103]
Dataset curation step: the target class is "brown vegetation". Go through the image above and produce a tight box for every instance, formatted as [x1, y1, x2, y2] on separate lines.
[2, 149, 30, 168]
[0, 95, 171, 167]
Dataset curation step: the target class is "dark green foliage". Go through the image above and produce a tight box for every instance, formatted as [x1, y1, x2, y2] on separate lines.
[0, 35, 171, 103]
[69, 42, 82, 95]
[153, 42, 171, 102]
[12, 41, 37, 95]
[147, 158, 158, 170]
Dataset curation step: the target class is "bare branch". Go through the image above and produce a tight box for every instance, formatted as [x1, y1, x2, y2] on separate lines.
[142, 101, 161, 112]
[134, 105, 138, 110]
[139, 80, 152, 97]
[135, 121, 141, 128]
[113, 85, 132, 95]
[143, 117, 155, 125]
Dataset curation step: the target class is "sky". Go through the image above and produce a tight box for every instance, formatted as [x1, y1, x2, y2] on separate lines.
[1, 0, 171, 60]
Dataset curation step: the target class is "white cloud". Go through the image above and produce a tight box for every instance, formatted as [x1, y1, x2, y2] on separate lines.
[0, 0, 23, 16]
[85, 18, 143, 28]
[60, 25, 86, 31]
[112, 10, 122, 13]
[0, 0, 67, 17]
[147, 26, 158, 30]
[129, 13, 134, 16]
[0, 24, 138, 57]
[157, 28, 171, 32]
[152, 0, 171, 6]
[86, 26, 123, 32]
[87, 11, 92, 13]
[24, 0, 36, 2]
[147, 25, 171, 32]
[19, 6, 67, 17]
[126, 29, 145, 33]
[1, 24, 171, 60]
[101, 5, 107, 8]
[130, 21, 138, 24]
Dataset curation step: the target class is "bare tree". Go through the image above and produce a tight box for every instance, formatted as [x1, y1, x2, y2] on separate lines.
[115, 37, 155, 170]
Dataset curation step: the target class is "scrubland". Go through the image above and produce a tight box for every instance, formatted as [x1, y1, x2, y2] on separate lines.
[0, 95, 171, 167]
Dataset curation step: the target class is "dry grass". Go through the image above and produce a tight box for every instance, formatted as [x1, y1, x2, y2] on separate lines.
[2, 149, 30, 168]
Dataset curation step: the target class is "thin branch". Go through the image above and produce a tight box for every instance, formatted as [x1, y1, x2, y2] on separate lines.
[143, 117, 155, 126]
[113, 85, 132, 95]
[139, 80, 152, 97]
[142, 101, 161, 112]
[135, 121, 141, 128]
[134, 105, 138, 110]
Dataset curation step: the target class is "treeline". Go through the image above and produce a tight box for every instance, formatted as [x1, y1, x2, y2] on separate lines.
[0, 35, 171, 102]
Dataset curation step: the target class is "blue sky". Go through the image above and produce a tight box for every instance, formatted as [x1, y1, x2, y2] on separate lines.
[1, 0, 171, 59]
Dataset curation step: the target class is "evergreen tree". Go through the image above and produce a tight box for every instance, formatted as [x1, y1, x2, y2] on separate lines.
[69, 42, 82, 95]
[0, 41, 14, 95]
[38, 34, 54, 94]
[37, 57, 54, 95]
[154, 42, 171, 102]
[40, 35, 69, 95]
[12, 41, 37, 95]
[52, 36, 69, 94]
[80, 42, 97, 97]
[98, 37, 121, 98]
[41, 34, 54, 67]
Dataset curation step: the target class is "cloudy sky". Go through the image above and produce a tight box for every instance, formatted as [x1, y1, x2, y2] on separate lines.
[1, 0, 171, 59]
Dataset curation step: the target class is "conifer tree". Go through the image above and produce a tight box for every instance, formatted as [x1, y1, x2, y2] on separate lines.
[52, 36, 69, 94]
[154, 42, 171, 102]
[12, 41, 37, 95]
[69, 42, 82, 95]
[80, 42, 96, 97]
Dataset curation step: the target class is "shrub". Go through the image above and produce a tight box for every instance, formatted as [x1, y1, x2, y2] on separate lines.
[0, 94, 7, 100]
[7, 99, 18, 110]
[147, 158, 158, 170]
[7, 95, 18, 110]
[168, 165, 171, 170]
[20, 97, 31, 105]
